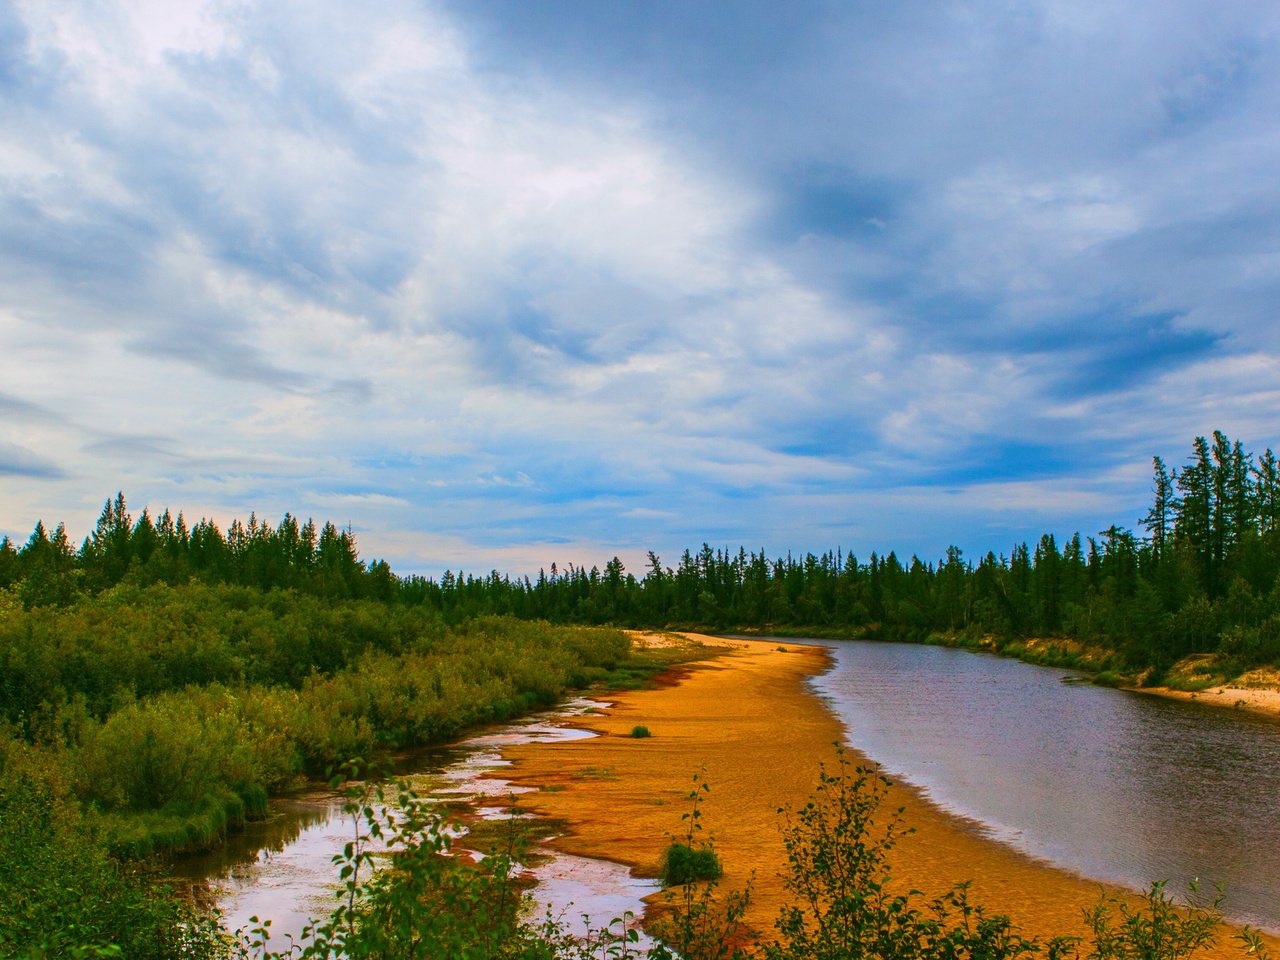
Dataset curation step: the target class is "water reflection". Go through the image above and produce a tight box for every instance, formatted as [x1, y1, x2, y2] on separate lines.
[176, 698, 659, 949]
[807, 641, 1280, 932]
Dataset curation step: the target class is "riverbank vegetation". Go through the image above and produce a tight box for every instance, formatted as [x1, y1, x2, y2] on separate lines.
[0, 603, 657, 956]
[0, 586, 636, 858]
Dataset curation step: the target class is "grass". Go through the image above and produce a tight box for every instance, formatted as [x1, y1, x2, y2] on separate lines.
[660, 841, 722, 885]
[102, 784, 266, 858]
[572, 766, 619, 781]
[630, 724, 652, 738]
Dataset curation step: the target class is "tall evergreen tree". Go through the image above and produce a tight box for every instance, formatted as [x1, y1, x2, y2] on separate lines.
[1143, 456, 1177, 564]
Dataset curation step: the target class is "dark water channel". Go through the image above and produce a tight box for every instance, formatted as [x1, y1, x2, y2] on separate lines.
[805, 640, 1280, 933]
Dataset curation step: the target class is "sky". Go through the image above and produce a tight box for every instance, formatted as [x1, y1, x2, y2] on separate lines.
[2, 0, 1280, 577]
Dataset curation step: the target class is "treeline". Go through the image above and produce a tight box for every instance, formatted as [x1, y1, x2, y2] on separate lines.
[5, 431, 1279, 673]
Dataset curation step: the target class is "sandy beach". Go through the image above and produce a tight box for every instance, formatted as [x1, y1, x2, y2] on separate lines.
[1136, 679, 1280, 721]
[500, 633, 1278, 956]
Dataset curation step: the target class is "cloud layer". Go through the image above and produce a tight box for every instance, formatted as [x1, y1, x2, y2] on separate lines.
[2, 0, 1279, 573]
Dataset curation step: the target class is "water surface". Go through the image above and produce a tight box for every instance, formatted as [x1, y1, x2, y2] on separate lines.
[175, 698, 658, 951]
[806, 640, 1280, 932]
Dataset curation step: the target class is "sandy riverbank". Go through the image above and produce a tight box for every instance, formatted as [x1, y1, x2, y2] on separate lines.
[1136, 680, 1280, 720]
[499, 633, 1278, 955]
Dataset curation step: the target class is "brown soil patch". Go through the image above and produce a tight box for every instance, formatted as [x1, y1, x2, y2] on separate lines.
[502, 633, 1276, 956]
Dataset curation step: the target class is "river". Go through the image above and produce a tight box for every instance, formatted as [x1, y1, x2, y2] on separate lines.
[180, 640, 1280, 941]
[806, 640, 1280, 933]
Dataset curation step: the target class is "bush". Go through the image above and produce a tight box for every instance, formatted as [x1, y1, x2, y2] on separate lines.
[661, 841, 722, 886]
[764, 749, 1065, 960]
[631, 725, 652, 738]
[0, 757, 230, 959]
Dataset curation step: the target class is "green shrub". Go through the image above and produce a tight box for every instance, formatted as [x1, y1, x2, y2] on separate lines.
[0, 762, 230, 960]
[661, 841, 722, 885]
[631, 724, 652, 738]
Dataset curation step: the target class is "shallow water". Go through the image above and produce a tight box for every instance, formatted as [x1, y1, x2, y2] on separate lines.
[805, 640, 1280, 933]
[174, 698, 658, 951]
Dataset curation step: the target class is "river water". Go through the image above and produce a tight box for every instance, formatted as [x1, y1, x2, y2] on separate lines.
[173, 697, 657, 952]
[806, 640, 1280, 933]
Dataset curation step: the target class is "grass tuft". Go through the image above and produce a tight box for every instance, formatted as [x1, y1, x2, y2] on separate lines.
[661, 841, 721, 885]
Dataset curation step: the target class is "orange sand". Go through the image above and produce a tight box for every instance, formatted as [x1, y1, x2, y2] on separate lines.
[1137, 683, 1280, 721]
[502, 634, 1277, 955]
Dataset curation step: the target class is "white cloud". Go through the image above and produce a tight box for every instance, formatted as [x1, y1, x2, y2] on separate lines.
[2, 0, 1279, 572]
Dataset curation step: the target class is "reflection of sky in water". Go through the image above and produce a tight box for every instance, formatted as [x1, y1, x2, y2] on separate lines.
[526, 852, 658, 951]
[806, 640, 1280, 933]
[185, 696, 654, 953]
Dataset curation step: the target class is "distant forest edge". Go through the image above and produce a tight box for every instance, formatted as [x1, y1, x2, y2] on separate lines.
[6, 432, 1280, 683]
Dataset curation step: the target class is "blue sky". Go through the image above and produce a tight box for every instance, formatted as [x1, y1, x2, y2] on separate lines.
[2, 0, 1279, 576]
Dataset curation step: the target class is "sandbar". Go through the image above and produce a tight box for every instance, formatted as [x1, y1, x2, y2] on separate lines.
[500, 633, 1277, 956]
[1135, 682, 1280, 721]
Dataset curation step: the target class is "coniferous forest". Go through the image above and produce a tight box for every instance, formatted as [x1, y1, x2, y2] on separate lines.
[2, 431, 1279, 958]
[5, 431, 1279, 674]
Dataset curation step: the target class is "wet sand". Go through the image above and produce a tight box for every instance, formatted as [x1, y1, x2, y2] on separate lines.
[501, 633, 1277, 956]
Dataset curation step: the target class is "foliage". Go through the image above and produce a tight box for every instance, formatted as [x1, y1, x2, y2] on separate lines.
[0, 745, 232, 960]
[1082, 880, 1272, 960]
[660, 771, 722, 887]
[242, 765, 648, 960]
[661, 843, 723, 886]
[763, 748, 1072, 960]
[0, 592, 631, 857]
[649, 770, 751, 960]
[630, 725, 652, 738]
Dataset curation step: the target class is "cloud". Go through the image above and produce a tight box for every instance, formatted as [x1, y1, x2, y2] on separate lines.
[0, 389, 64, 425]
[0, 441, 65, 479]
[1, 1, 1278, 572]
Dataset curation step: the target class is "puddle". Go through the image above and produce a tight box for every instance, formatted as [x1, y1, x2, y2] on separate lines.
[181, 696, 658, 953]
[525, 851, 659, 951]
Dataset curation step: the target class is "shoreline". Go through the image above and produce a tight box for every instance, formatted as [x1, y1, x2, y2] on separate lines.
[1132, 682, 1280, 721]
[716, 626, 1280, 722]
[498, 632, 1279, 955]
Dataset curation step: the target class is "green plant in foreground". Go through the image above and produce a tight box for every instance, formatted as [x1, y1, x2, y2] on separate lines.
[661, 842, 722, 886]
[765, 748, 1071, 960]
[241, 761, 645, 960]
[650, 769, 752, 960]
[630, 725, 652, 739]
[660, 770, 722, 887]
[243, 761, 520, 959]
[1083, 880, 1272, 960]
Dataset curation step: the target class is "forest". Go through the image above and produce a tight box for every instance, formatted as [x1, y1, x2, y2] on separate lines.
[5, 431, 1279, 675]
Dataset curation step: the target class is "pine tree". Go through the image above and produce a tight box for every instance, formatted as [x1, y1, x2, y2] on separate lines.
[1143, 456, 1177, 564]
[1176, 436, 1214, 594]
